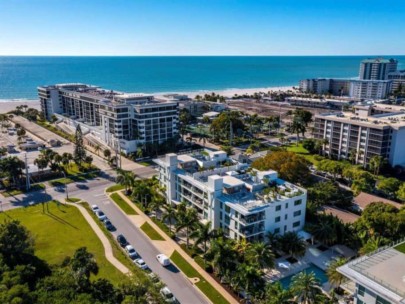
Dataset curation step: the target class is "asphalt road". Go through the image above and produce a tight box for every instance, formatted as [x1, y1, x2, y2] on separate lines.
[83, 192, 208, 304]
[0, 177, 208, 304]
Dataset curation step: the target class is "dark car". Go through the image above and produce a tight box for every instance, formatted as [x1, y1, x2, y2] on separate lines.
[117, 234, 128, 247]
[103, 219, 116, 231]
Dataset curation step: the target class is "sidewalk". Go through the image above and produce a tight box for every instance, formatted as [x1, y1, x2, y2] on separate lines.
[116, 191, 238, 304]
[66, 201, 130, 275]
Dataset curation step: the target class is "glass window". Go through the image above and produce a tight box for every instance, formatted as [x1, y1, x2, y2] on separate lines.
[275, 216, 281, 223]
[225, 205, 230, 213]
[294, 210, 301, 217]
[293, 221, 300, 227]
[285, 203, 289, 209]
[276, 205, 281, 211]
[358, 285, 365, 297]
[376, 296, 391, 304]
[294, 199, 302, 206]
[274, 228, 280, 234]
[284, 214, 288, 220]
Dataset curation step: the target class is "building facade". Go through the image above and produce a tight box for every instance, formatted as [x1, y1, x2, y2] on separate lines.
[359, 58, 398, 80]
[338, 241, 405, 304]
[313, 105, 405, 167]
[387, 70, 405, 93]
[349, 80, 392, 100]
[154, 150, 307, 242]
[38, 83, 179, 154]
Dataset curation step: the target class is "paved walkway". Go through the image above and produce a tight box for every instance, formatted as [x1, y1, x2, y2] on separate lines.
[115, 191, 238, 304]
[66, 201, 130, 275]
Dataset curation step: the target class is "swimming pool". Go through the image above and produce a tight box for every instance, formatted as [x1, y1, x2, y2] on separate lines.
[278, 264, 328, 289]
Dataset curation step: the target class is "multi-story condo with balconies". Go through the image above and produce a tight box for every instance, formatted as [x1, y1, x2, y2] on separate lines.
[38, 83, 179, 154]
[338, 241, 405, 304]
[154, 150, 307, 242]
[359, 58, 398, 80]
[313, 105, 405, 167]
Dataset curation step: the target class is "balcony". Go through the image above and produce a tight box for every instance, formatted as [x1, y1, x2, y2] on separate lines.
[240, 212, 265, 226]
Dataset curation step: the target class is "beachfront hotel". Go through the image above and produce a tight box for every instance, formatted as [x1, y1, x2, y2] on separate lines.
[38, 83, 179, 154]
[299, 58, 399, 100]
[154, 150, 307, 242]
[338, 240, 405, 304]
[313, 104, 405, 167]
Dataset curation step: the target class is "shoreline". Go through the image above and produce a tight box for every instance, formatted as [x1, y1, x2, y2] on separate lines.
[0, 85, 295, 114]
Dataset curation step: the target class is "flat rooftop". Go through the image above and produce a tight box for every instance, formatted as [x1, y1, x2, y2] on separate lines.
[339, 245, 405, 302]
[316, 111, 405, 129]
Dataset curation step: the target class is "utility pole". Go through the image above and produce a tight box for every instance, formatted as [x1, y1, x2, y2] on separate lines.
[25, 153, 30, 191]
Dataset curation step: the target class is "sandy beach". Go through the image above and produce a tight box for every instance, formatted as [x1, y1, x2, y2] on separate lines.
[0, 85, 295, 114]
[0, 99, 40, 114]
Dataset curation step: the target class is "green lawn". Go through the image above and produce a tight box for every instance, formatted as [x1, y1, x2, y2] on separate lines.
[140, 222, 164, 240]
[1, 183, 46, 197]
[0, 201, 126, 284]
[110, 193, 138, 215]
[395, 242, 405, 254]
[106, 184, 125, 193]
[170, 251, 229, 304]
[286, 143, 309, 154]
[49, 177, 74, 186]
[65, 197, 81, 203]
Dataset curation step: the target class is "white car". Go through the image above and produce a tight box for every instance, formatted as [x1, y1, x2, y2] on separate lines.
[125, 245, 138, 259]
[156, 254, 171, 267]
[134, 258, 148, 270]
[160, 286, 177, 303]
[91, 205, 99, 213]
[95, 210, 107, 221]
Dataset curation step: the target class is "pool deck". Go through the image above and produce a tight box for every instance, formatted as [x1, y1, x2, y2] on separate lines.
[266, 244, 356, 291]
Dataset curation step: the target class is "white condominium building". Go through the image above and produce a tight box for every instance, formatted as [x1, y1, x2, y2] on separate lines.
[38, 83, 179, 154]
[338, 241, 405, 304]
[154, 150, 307, 242]
[313, 104, 405, 167]
[359, 58, 398, 80]
[349, 80, 392, 100]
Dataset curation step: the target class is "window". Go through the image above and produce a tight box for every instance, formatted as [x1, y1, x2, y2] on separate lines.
[276, 205, 281, 211]
[225, 205, 230, 213]
[376, 296, 391, 304]
[357, 285, 365, 297]
[274, 228, 280, 234]
[293, 221, 300, 228]
[275, 216, 281, 223]
[294, 210, 301, 217]
[284, 214, 288, 220]
[285, 203, 289, 209]
[220, 202, 223, 209]
[294, 199, 302, 206]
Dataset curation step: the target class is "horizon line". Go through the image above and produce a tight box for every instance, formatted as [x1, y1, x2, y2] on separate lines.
[1, 54, 404, 57]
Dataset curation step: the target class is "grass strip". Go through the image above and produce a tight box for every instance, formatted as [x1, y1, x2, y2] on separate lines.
[1, 183, 45, 197]
[170, 250, 229, 304]
[110, 192, 138, 215]
[106, 184, 125, 193]
[140, 222, 164, 241]
[395, 242, 405, 254]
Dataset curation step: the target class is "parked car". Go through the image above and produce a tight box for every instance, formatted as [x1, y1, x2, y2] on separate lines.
[160, 287, 177, 303]
[134, 258, 148, 270]
[91, 205, 99, 213]
[125, 245, 138, 259]
[116, 234, 128, 247]
[156, 254, 171, 267]
[95, 210, 107, 221]
[148, 272, 160, 284]
[103, 219, 116, 231]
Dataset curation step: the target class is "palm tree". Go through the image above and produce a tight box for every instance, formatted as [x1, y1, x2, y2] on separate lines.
[248, 242, 275, 269]
[263, 282, 294, 304]
[94, 144, 101, 156]
[235, 262, 263, 297]
[326, 257, 348, 288]
[190, 221, 214, 253]
[369, 155, 383, 176]
[149, 196, 165, 220]
[116, 169, 133, 194]
[175, 207, 199, 248]
[103, 148, 111, 160]
[287, 117, 306, 145]
[208, 237, 237, 276]
[309, 218, 337, 246]
[162, 204, 177, 232]
[280, 231, 306, 258]
[70, 247, 99, 281]
[290, 272, 323, 304]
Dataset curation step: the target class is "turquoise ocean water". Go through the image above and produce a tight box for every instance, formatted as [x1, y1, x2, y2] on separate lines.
[0, 56, 404, 100]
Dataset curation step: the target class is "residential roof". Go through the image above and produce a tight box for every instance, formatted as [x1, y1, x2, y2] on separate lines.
[202, 111, 220, 117]
[321, 206, 360, 224]
[354, 192, 402, 210]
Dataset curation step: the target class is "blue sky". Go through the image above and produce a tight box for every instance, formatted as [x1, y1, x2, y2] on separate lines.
[0, 0, 404, 56]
